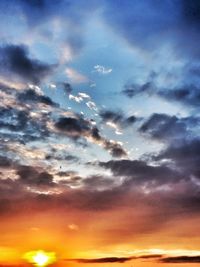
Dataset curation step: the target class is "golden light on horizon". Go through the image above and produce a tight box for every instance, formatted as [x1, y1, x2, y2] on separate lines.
[23, 250, 56, 267]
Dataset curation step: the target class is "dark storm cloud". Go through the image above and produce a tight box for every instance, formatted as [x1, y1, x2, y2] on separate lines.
[100, 110, 137, 128]
[0, 44, 55, 84]
[17, 89, 58, 106]
[139, 113, 199, 142]
[55, 116, 127, 157]
[159, 255, 200, 263]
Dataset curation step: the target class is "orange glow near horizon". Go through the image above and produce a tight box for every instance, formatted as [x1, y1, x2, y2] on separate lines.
[23, 250, 57, 267]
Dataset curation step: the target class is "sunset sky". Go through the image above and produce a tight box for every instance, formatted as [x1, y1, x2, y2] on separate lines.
[0, 0, 200, 267]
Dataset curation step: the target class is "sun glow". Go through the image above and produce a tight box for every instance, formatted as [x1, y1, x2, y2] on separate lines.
[23, 250, 56, 267]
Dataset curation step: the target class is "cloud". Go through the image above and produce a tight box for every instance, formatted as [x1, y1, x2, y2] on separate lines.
[55, 116, 127, 157]
[159, 84, 200, 107]
[69, 92, 91, 103]
[0, 156, 13, 167]
[86, 101, 98, 111]
[100, 110, 137, 132]
[60, 82, 73, 94]
[69, 256, 133, 263]
[159, 255, 200, 263]
[122, 80, 200, 109]
[0, 44, 55, 84]
[122, 82, 153, 98]
[99, 159, 183, 187]
[17, 166, 55, 187]
[82, 175, 117, 191]
[0, 105, 50, 144]
[65, 67, 88, 84]
[0, 0, 98, 59]
[155, 138, 200, 180]
[139, 113, 199, 142]
[17, 89, 58, 106]
[45, 153, 79, 163]
[66, 254, 163, 264]
[55, 116, 91, 138]
[93, 65, 112, 75]
[0, 107, 29, 132]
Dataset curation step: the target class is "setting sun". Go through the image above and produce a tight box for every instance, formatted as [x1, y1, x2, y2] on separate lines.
[23, 250, 56, 267]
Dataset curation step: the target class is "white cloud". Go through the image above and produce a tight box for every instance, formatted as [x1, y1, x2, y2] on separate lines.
[78, 92, 91, 99]
[69, 94, 83, 103]
[93, 65, 112, 75]
[49, 83, 56, 89]
[86, 101, 98, 111]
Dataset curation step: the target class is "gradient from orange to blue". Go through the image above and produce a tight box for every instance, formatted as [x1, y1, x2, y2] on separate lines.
[0, 1, 200, 267]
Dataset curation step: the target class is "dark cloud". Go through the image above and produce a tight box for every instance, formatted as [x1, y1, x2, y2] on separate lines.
[17, 166, 55, 187]
[0, 106, 50, 143]
[60, 82, 73, 94]
[139, 113, 199, 142]
[103, 140, 127, 158]
[0, 44, 55, 84]
[160, 255, 200, 263]
[122, 82, 153, 98]
[100, 110, 137, 128]
[182, 0, 200, 28]
[139, 254, 163, 259]
[17, 89, 58, 106]
[45, 153, 79, 162]
[0, 155, 13, 167]
[82, 175, 116, 191]
[156, 138, 200, 179]
[159, 85, 200, 107]
[0, 107, 29, 131]
[55, 116, 127, 157]
[67, 254, 163, 264]
[55, 117, 90, 138]
[68, 256, 134, 263]
[122, 80, 200, 109]
[99, 159, 183, 186]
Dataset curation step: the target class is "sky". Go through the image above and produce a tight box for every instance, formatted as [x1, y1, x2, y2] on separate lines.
[0, 0, 200, 267]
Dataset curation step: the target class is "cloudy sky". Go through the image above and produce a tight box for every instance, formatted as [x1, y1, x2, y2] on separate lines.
[0, 1, 200, 267]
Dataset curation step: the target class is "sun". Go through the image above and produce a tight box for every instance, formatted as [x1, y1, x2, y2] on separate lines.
[23, 250, 56, 267]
